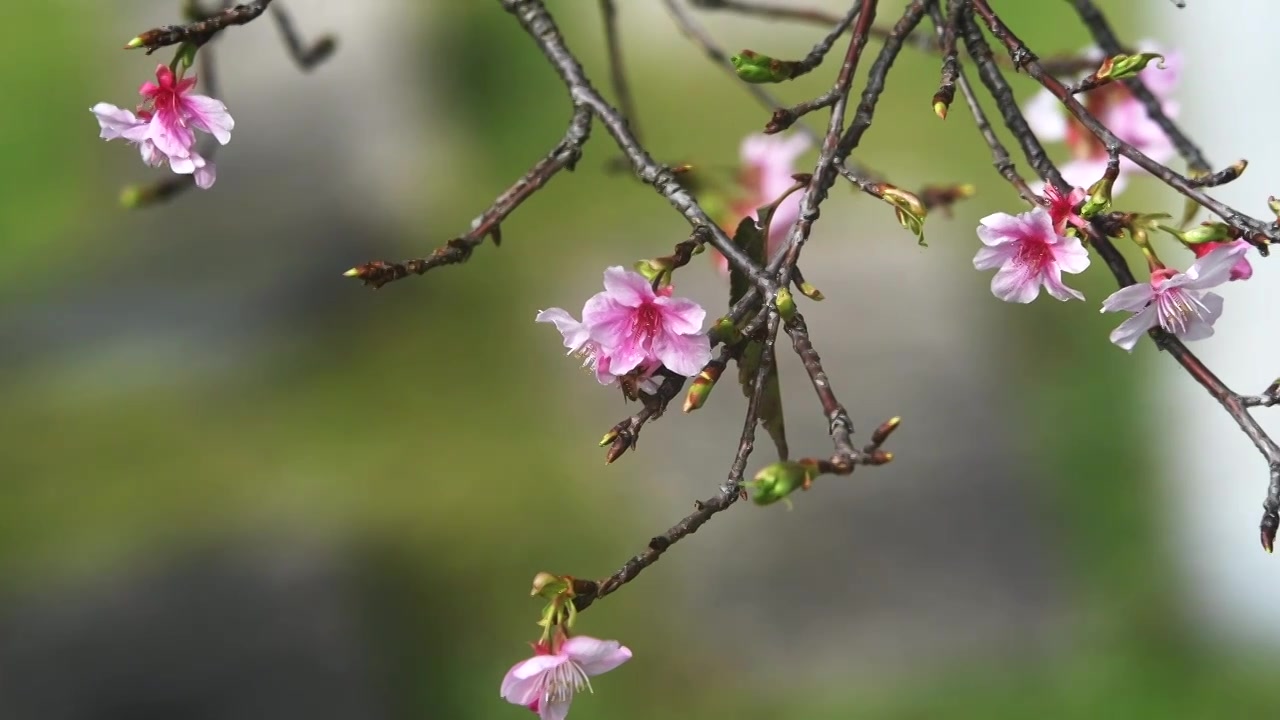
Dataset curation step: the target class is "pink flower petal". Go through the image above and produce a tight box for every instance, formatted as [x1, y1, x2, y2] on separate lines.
[1042, 264, 1085, 302]
[183, 94, 235, 144]
[562, 636, 634, 676]
[1178, 292, 1223, 341]
[1100, 283, 1155, 313]
[90, 103, 143, 140]
[1109, 304, 1157, 351]
[990, 262, 1041, 304]
[975, 212, 1027, 246]
[501, 662, 547, 707]
[1180, 242, 1248, 290]
[653, 295, 705, 335]
[539, 698, 572, 720]
[601, 266, 653, 308]
[653, 328, 712, 376]
[536, 308, 590, 353]
[1051, 236, 1091, 274]
[972, 245, 1014, 271]
[194, 160, 217, 189]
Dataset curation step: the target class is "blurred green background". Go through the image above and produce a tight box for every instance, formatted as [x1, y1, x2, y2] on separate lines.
[0, 1, 1273, 718]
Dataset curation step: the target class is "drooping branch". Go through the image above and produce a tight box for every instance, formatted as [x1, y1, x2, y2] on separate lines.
[128, 0, 275, 52]
[345, 106, 592, 288]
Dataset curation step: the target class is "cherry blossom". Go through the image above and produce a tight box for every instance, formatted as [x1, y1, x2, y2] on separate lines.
[1101, 242, 1246, 351]
[91, 64, 233, 188]
[501, 636, 632, 720]
[974, 206, 1091, 303]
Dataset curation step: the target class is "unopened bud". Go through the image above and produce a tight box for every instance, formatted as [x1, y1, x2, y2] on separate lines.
[1095, 52, 1165, 83]
[634, 258, 670, 284]
[730, 49, 798, 83]
[530, 572, 570, 599]
[598, 429, 619, 447]
[1080, 174, 1114, 218]
[932, 99, 949, 120]
[879, 185, 928, 246]
[871, 416, 901, 445]
[744, 461, 813, 506]
[1180, 222, 1232, 245]
[866, 450, 894, 466]
[773, 287, 796, 321]
[796, 280, 824, 301]
[684, 362, 724, 413]
[1268, 196, 1280, 220]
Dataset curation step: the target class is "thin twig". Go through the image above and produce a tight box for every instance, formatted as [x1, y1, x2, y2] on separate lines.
[1065, 0, 1210, 175]
[268, 2, 336, 70]
[346, 107, 592, 288]
[969, 0, 1279, 252]
[128, 0, 274, 52]
[574, 311, 780, 612]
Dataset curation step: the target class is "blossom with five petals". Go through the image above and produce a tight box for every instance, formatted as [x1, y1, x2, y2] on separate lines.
[1100, 242, 1246, 351]
[91, 64, 234, 188]
[500, 636, 632, 720]
[974, 206, 1091, 303]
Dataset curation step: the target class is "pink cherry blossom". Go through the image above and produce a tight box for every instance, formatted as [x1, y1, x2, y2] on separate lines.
[1024, 41, 1180, 193]
[1044, 184, 1087, 233]
[1190, 239, 1253, 282]
[714, 132, 809, 272]
[1101, 242, 1246, 351]
[581, 267, 711, 377]
[90, 65, 233, 188]
[538, 268, 710, 388]
[535, 307, 660, 392]
[974, 206, 1091, 303]
[501, 636, 632, 720]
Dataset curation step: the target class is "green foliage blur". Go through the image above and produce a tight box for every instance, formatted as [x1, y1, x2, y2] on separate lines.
[0, 1, 1274, 718]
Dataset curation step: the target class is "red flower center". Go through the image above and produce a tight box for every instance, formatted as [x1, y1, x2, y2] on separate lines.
[1015, 238, 1051, 272]
[630, 302, 663, 347]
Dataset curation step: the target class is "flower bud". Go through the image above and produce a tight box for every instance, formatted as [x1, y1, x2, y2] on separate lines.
[1080, 174, 1114, 218]
[730, 50, 798, 83]
[773, 287, 796, 321]
[684, 362, 724, 413]
[796, 280, 824, 301]
[1095, 52, 1165, 83]
[879, 185, 928, 246]
[1180, 222, 1232, 245]
[744, 461, 813, 506]
[530, 572, 571, 600]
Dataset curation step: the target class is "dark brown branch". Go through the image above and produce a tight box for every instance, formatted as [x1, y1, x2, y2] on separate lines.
[346, 107, 592, 288]
[602, 374, 688, 464]
[771, 0, 880, 284]
[1065, 0, 1210, 175]
[786, 2, 863, 80]
[574, 311, 780, 612]
[765, 0, 872, 134]
[1086, 223, 1280, 552]
[503, 0, 779, 296]
[958, 8, 1064, 190]
[129, 0, 274, 52]
[268, 2, 336, 70]
[931, 0, 963, 117]
[969, 0, 1279, 252]
[924, 0, 1035, 202]
[784, 311, 856, 462]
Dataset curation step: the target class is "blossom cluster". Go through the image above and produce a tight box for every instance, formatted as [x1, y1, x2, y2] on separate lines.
[91, 64, 234, 189]
[538, 267, 712, 393]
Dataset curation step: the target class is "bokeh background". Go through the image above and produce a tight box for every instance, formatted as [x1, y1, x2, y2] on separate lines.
[2, 0, 1278, 718]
